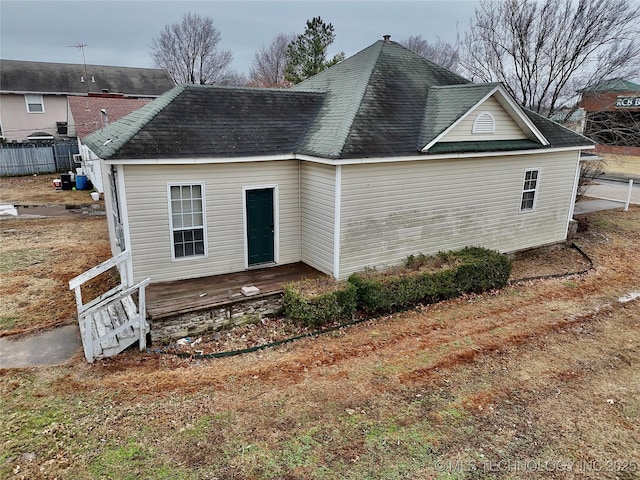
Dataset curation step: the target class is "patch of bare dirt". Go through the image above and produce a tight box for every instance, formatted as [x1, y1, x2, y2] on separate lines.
[509, 242, 591, 280]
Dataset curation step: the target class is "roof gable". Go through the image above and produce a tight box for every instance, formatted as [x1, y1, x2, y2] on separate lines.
[421, 84, 549, 152]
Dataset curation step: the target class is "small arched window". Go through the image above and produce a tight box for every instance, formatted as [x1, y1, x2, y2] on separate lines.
[472, 112, 495, 134]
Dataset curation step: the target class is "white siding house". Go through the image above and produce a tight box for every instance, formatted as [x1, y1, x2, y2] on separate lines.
[84, 38, 594, 285]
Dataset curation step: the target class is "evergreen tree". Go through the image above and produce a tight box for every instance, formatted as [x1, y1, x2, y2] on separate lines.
[285, 17, 345, 84]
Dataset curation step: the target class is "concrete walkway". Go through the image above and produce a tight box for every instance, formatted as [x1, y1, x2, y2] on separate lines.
[574, 199, 625, 215]
[0, 325, 82, 368]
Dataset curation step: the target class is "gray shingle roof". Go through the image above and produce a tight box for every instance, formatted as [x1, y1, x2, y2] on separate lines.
[293, 40, 470, 158]
[83, 39, 593, 160]
[0, 59, 174, 97]
[84, 85, 325, 159]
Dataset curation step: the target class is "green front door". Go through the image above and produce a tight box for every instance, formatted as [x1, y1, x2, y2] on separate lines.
[246, 188, 274, 266]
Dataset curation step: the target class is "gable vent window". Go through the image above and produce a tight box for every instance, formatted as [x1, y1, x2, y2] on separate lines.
[25, 94, 45, 113]
[472, 112, 495, 134]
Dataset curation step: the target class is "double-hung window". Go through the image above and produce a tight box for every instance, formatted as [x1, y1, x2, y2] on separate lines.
[25, 94, 45, 113]
[169, 184, 206, 259]
[520, 169, 539, 212]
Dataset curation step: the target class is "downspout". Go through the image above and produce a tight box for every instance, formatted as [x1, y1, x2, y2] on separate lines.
[566, 151, 582, 235]
[333, 165, 342, 279]
[298, 160, 302, 261]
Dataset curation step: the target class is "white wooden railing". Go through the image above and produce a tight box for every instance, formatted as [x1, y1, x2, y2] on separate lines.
[69, 250, 150, 363]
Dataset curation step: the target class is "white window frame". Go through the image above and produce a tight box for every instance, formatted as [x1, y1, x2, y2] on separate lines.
[520, 168, 540, 212]
[472, 111, 495, 134]
[24, 94, 45, 113]
[167, 182, 207, 261]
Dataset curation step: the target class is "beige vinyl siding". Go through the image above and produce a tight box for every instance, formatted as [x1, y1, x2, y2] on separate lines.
[441, 96, 528, 142]
[123, 161, 300, 283]
[0, 93, 68, 141]
[300, 161, 335, 275]
[338, 151, 578, 279]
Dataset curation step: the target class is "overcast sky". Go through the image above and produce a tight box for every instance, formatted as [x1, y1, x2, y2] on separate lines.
[0, 0, 479, 75]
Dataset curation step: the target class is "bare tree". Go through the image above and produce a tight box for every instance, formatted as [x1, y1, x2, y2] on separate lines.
[581, 85, 640, 148]
[218, 71, 248, 86]
[461, 0, 640, 115]
[150, 12, 234, 85]
[249, 33, 295, 88]
[399, 35, 461, 73]
[576, 158, 607, 201]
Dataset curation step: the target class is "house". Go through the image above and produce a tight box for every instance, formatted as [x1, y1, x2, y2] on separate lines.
[578, 78, 640, 155]
[0, 59, 173, 143]
[83, 37, 594, 286]
[549, 108, 586, 135]
[68, 95, 151, 193]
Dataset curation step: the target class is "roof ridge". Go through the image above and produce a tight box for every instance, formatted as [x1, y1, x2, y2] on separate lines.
[292, 40, 385, 158]
[333, 41, 385, 158]
[85, 84, 187, 158]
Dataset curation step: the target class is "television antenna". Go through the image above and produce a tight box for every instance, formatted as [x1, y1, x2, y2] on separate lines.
[68, 43, 89, 92]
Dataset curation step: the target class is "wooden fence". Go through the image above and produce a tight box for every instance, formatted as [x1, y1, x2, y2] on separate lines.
[0, 141, 79, 176]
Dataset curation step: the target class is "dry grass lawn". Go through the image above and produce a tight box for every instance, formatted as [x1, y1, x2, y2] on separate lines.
[602, 154, 640, 178]
[0, 173, 101, 205]
[1, 173, 639, 479]
[1, 175, 112, 336]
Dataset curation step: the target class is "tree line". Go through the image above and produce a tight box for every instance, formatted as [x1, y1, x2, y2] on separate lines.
[150, 0, 639, 120]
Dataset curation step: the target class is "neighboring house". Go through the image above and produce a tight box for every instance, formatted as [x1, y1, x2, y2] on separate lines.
[549, 108, 586, 135]
[83, 37, 594, 285]
[0, 59, 173, 143]
[68, 95, 150, 192]
[578, 78, 640, 155]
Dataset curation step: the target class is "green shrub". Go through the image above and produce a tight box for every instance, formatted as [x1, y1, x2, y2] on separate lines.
[348, 247, 511, 313]
[348, 268, 457, 313]
[283, 278, 357, 328]
[452, 247, 512, 294]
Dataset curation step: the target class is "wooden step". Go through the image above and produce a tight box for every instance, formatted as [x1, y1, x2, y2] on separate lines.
[79, 294, 149, 361]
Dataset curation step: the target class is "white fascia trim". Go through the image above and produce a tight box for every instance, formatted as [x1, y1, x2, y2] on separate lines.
[422, 85, 500, 151]
[102, 144, 595, 168]
[333, 165, 341, 279]
[491, 84, 549, 146]
[103, 154, 294, 165]
[297, 145, 595, 166]
[421, 84, 549, 152]
[115, 164, 134, 285]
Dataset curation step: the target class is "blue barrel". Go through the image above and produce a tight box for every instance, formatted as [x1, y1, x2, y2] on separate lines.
[75, 175, 88, 190]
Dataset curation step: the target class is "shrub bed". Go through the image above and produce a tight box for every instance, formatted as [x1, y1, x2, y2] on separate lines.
[283, 247, 511, 325]
[348, 247, 511, 313]
[282, 277, 357, 327]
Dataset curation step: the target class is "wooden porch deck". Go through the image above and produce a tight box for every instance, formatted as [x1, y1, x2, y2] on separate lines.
[145, 262, 326, 320]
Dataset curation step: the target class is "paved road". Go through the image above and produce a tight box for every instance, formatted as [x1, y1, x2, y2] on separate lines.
[585, 179, 640, 205]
